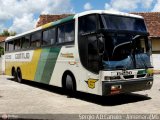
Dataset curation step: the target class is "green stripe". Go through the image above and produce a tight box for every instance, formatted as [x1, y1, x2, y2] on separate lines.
[53, 15, 74, 26]
[39, 47, 61, 84]
[34, 48, 50, 82]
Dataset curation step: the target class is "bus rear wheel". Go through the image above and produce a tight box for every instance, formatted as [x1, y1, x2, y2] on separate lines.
[63, 73, 76, 96]
[17, 68, 22, 83]
[13, 71, 17, 81]
[11, 67, 17, 81]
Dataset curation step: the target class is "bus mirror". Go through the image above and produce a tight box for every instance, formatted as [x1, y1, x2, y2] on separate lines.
[97, 34, 105, 55]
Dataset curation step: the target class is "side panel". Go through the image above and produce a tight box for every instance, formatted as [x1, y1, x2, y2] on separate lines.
[5, 49, 42, 80]
[49, 45, 102, 96]
[34, 47, 61, 84]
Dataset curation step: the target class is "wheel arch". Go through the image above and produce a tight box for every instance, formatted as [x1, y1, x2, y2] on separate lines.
[17, 67, 22, 77]
[11, 67, 16, 76]
[62, 70, 77, 90]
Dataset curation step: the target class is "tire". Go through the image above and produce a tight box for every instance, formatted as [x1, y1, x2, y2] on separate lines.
[13, 71, 17, 81]
[17, 69, 22, 83]
[65, 74, 76, 96]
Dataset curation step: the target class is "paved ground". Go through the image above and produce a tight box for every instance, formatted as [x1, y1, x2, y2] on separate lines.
[0, 75, 160, 115]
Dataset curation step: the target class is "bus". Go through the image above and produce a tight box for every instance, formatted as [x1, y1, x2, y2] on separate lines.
[5, 10, 153, 96]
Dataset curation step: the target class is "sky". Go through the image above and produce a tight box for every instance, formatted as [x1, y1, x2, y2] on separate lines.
[0, 0, 160, 34]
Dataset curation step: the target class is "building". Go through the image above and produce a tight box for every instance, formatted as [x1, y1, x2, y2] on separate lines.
[132, 12, 160, 53]
[0, 36, 7, 49]
[36, 14, 73, 27]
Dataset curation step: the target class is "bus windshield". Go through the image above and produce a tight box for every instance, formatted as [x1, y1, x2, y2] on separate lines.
[102, 33, 152, 70]
[102, 14, 147, 32]
[100, 15, 152, 70]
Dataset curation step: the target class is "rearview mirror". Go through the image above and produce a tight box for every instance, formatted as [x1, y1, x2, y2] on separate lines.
[97, 34, 105, 55]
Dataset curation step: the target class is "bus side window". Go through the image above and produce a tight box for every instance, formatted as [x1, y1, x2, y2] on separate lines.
[65, 22, 74, 42]
[58, 25, 65, 43]
[14, 39, 21, 50]
[8, 41, 14, 51]
[58, 21, 75, 43]
[78, 14, 99, 73]
[43, 28, 56, 45]
[22, 36, 30, 49]
[5, 42, 9, 51]
[79, 15, 97, 34]
[31, 31, 42, 47]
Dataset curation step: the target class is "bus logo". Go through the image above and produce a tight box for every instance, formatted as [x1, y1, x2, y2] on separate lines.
[117, 71, 132, 76]
[61, 53, 74, 58]
[85, 79, 98, 89]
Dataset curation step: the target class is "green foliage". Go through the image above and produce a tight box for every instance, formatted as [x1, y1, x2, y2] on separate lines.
[0, 29, 16, 36]
[0, 46, 4, 57]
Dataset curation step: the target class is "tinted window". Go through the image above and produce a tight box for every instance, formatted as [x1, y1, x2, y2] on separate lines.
[65, 22, 74, 42]
[88, 35, 99, 72]
[31, 32, 41, 47]
[58, 21, 74, 43]
[14, 39, 21, 50]
[22, 36, 30, 49]
[8, 41, 14, 51]
[78, 15, 99, 73]
[103, 15, 147, 32]
[58, 25, 65, 43]
[5, 42, 8, 51]
[43, 28, 56, 45]
[79, 15, 97, 34]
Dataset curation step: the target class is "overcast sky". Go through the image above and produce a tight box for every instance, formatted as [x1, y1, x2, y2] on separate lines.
[0, 0, 160, 34]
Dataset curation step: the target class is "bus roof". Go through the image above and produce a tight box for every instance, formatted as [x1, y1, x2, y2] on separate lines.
[6, 10, 143, 42]
[75, 10, 143, 19]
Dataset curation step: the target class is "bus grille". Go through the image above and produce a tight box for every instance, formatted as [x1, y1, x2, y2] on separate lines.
[123, 75, 134, 79]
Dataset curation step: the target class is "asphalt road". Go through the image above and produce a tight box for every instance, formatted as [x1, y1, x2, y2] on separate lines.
[0, 75, 160, 119]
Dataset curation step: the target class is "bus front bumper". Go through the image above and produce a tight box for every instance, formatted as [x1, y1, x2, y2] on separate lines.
[102, 77, 153, 96]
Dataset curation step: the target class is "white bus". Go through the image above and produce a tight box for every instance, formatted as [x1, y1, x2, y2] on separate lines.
[5, 10, 153, 96]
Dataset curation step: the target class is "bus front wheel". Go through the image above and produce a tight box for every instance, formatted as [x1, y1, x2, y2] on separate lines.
[63, 73, 76, 96]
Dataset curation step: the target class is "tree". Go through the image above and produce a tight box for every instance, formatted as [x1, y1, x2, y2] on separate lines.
[0, 29, 16, 57]
[0, 46, 4, 57]
[0, 29, 16, 36]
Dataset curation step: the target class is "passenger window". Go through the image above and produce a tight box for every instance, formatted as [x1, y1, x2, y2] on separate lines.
[58, 25, 65, 43]
[43, 28, 56, 45]
[5, 42, 9, 51]
[31, 32, 42, 47]
[65, 22, 74, 42]
[22, 36, 30, 49]
[8, 41, 14, 51]
[14, 39, 21, 50]
[58, 21, 75, 43]
[79, 15, 97, 34]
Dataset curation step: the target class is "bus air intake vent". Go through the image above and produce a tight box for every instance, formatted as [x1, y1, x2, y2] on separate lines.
[137, 74, 146, 78]
[123, 75, 134, 79]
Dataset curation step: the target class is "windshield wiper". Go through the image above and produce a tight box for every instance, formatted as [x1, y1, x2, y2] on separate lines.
[112, 41, 131, 56]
